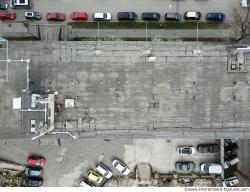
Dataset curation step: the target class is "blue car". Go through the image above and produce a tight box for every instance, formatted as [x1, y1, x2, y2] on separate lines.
[206, 12, 225, 21]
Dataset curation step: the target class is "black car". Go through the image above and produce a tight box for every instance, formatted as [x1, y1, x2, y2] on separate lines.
[142, 12, 160, 21]
[175, 162, 195, 171]
[224, 139, 232, 147]
[23, 177, 43, 187]
[165, 12, 181, 21]
[225, 150, 238, 160]
[197, 144, 219, 153]
[117, 12, 137, 21]
[25, 166, 43, 177]
[225, 143, 239, 153]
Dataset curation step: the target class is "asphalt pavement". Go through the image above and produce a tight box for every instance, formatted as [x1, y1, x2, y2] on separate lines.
[0, 138, 220, 187]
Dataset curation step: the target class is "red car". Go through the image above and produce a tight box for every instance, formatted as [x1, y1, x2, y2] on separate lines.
[47, 12, 65, 21]
[28, 155, 46, 166]
[0, 10, 16, 20]
[70, 11, 88, 20]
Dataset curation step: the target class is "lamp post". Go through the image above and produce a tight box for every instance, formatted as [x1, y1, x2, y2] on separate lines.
[193, 22, 201, 54]
[97, 21, 100, 42]
[146, 21, 148, 48]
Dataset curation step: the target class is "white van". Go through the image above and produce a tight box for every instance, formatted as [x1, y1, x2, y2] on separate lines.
[241, 0, 250, 7]
[10, 0, 30, 9]
[200, 163, 222, 174]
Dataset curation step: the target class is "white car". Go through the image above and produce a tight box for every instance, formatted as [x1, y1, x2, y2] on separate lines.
[223, 176, 239, 187]
[241, 0, 250, 7]
[200, 163, 222, 174]
[177, 146, 195, 155]
[25, 11, 42, 20]
[96, 163, 113, 179]
[112, 159, 131, 176]
[93, 12, 111, 21]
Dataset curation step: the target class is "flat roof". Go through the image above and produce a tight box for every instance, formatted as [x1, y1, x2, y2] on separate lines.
[1, 41, 250, 138]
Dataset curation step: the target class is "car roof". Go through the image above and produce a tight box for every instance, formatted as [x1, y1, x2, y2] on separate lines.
[94, 13, 104, 18]
[208, 164, 222, 173]
[186, 12, 197, 17]
[88, 171, 100, 181]
[0, 11, 6, 16]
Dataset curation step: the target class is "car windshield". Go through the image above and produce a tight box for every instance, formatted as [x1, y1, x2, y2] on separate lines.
[204, 165, 209, 173]
[103, 13, 107, 18]
[129, 12, 132, 18]
[182, 164, 188, 170]
[34, 12, 40, 17]
[117, 164, 125, 172]
[182, 148, 191, 154]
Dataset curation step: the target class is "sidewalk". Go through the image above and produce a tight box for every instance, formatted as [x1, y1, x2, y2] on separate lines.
[72, 29, 235, 39]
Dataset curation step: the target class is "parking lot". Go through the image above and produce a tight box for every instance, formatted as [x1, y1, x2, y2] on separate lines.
[0, 138, 220, 187]
[1, 0, 244, 22]
[124, 139, 220, 174]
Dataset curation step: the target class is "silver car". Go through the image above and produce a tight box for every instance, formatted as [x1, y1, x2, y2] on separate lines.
[177, 146, 195, 155]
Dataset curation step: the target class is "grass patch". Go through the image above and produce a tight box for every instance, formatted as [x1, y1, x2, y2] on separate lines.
[2, 36, 40, 41]
[68, 21, 230, 30]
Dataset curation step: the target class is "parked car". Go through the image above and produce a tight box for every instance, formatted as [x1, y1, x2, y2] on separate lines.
[175, 162, 195, 171]
[25, 167, 43, 177]
[25, 11, 42, 20]
[87, 170, 103, 184]
[23, 177, 43, 187]
[177, 146, 195, 155]
[112, 159, 131, 176]
[184, 12, 202, 20]
[165, 12, 181, 21]
[197, 144, 219, 153]
[0, 2, 8, 10]
[224, 139, 232, 147]
[206, 12, 225, 22]
[79, 177, 95, 187]
[142, 12, 160, 21]
[93, 12, 111, 21]
[224, 154, 239, 169]
[225, 143, 239, 153]
[241, 0, 250, 7]
[10, 0, 29, 9]
[70, 11, 88, 21]
[96, 162, 113, 179]
[200, 163, 222, 174]
[223, 176, 239, 187]
[47, 12, 65, 21]
[225, 150, 236, 160]
[0, 11, 16, 20]
[28, 155, 46, 166]
[117, 12, 137, 21]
